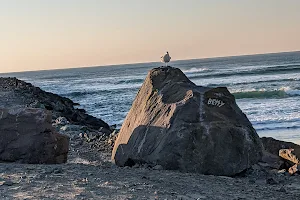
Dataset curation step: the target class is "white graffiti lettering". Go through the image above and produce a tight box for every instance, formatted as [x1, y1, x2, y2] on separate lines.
[207, 98, 225, 107]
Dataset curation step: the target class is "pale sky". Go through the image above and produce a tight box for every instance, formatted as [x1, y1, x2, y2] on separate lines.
[0, 0, 300, 73]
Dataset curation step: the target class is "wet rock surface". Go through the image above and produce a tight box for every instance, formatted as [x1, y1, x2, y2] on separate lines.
[112, 67, 263, 176]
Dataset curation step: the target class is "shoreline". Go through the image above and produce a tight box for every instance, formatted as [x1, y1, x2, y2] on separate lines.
[1, 50, 299, 75]
[1, 77, 300, 199]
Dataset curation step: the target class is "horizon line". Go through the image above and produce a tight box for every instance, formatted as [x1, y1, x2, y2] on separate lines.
[1, 50, 300, 74]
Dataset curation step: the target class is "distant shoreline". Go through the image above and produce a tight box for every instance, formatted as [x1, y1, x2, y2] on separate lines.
[1, 50, 300, 74]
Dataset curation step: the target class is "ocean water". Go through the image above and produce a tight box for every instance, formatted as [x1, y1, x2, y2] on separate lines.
[2, 51, 300, 143]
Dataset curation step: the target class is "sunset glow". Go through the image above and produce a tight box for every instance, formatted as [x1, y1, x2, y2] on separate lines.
[1, 0, 300, 73]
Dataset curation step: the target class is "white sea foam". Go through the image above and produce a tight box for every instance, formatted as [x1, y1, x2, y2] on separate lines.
[281, 86, 300, 96]
[183, 67, 208, 73]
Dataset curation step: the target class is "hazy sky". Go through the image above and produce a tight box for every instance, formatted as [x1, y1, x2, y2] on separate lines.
[1, 0, 300, 73]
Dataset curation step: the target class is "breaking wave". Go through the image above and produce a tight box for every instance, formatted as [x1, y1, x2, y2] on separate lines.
[233, 87, 300, 99]
[183, 67, 209, 73]
[60, 87, 139, 98]
[190, 64, 300, 79]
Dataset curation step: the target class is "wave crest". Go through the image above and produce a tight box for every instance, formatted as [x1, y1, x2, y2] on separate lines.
[183, 67, 209, 73]
[233, 88, 300, 99]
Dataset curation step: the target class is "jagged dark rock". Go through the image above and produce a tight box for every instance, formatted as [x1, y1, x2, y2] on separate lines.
[0, 77, 110, 131]
[261, 137, 300, 158]
[261, 137, 300, 173]
[0, 108, 69, 164]
[112, 66, 263, 176]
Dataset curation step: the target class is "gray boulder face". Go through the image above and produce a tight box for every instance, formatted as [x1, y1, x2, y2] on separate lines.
[112, 66, 263, 176]
[0, 108, 69, 164]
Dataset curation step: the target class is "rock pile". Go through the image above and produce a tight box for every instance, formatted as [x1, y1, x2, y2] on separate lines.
[0, 77, 110, 131]
[51, 117, 118, 154]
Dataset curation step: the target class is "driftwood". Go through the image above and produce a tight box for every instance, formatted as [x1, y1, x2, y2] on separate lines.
[279, 149, 299, 175]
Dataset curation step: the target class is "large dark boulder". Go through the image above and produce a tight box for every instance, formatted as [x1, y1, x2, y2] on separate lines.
[0, 108, 69, 164]
[112, 67, 263, 176]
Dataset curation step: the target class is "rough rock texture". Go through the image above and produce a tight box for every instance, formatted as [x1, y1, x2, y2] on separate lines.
[261, 137, 300, 158]
[260, 150, 284, 169]
[112, 67, 263, 176]
[261, 137, 300, 172]
[0, 77, 110, 131]
[0, 108, 69, 164]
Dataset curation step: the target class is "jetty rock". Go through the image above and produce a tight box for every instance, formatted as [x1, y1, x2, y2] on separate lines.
[0, 77, 110, 131]
[112, 66, 263, 176]
[0, 108, 69, 164]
